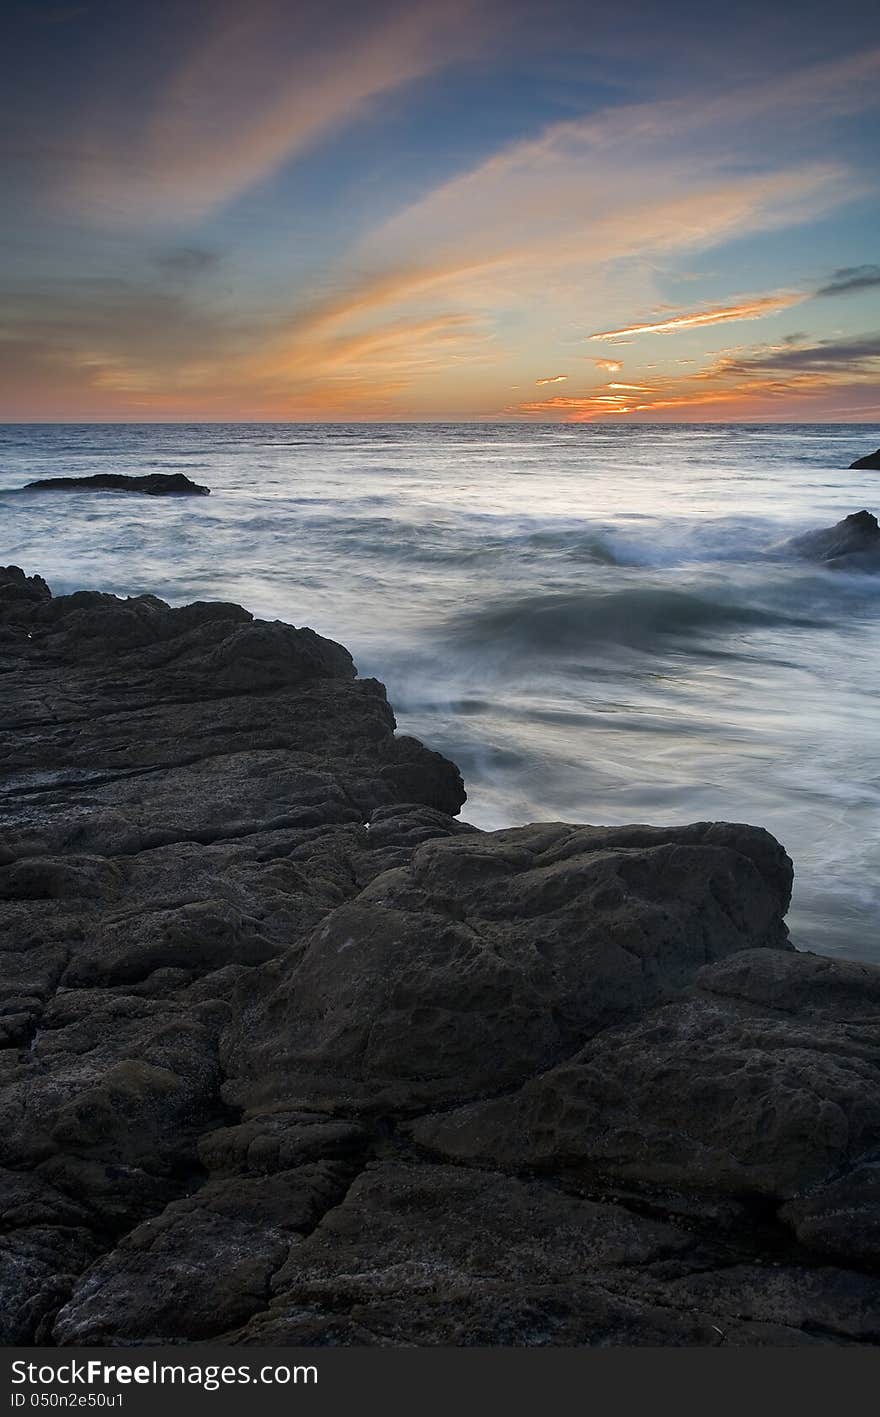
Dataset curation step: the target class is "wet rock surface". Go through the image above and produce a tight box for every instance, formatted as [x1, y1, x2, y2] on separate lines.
[1, 566, 879, 1347]
[775, 509, 880, 570]
[22, 473, 210, 496]
[849, 449, 880, 471]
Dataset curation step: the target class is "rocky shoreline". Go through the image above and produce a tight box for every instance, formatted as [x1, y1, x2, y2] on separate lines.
[1, 565, 879, 1347]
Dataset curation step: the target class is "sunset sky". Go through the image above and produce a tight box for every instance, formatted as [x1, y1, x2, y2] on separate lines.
[3, 0, 879, 422]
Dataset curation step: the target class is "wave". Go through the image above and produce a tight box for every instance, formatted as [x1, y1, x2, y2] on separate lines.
[447, 584, 827, 655]
[515, 529, 621, 564]
[335, 516, 624, 567]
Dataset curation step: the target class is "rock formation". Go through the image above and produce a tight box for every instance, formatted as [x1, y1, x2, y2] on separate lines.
[849, 450, 880, 471]
[1, 564, 879, 1347]
[22, 473, 210, 496]
[775, 509, 880, 570]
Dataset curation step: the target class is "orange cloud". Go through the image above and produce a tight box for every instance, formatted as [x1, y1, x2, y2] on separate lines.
[17, 35, 880, 420]
[238, 285, 497, 417]
[512, 394, 635, 420]
[508, 328, 880, 423]
[589, 293, 805, 340]
[629, 375, 834, 413]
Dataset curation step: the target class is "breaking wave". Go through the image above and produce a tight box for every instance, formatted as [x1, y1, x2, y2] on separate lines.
[448, 582, 827, 654]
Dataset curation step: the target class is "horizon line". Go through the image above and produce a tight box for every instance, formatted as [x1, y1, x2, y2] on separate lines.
[2, 418, 880, 428]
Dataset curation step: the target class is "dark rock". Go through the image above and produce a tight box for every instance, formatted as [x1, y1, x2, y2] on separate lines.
[849, 449, 880, 471]
[197, 1114, 370, 1176]
[219, 1161, 718, 1347]
[776, 509, 880, 569]
[623, 1262, 880, 1344]
[696, 945, 880, 1019]
[410, 979, 880, 1199]
[1, 1226, 100, 1345]
[219, 1163, 880, 1347]
[52, 1166, 353, 1344]
[223, 820, 793, 1115]
[2, 567, 879, 1347]
[779, 1159, 880, 1265]
[0, 572, 465, 860]
[410, 948, 880, 1207]
[0, 568, 467, 1341]
[0, 565, 52, 617]
[22, 473, 210, 496]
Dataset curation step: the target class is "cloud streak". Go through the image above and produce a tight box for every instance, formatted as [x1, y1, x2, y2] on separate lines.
[589, 294, 805, 340]
[510, 331, 880, 422]
[815, 265, 880, 297]
[64, 0, 486, 222]
[4, 14, 879, 420]
[512, 394, 638, 419]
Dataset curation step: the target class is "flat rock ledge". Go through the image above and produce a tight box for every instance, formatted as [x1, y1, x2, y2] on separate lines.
[1, 563, 879, 1348]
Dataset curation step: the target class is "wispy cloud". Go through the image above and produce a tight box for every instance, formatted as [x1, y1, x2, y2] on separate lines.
[153, 248, 221, 278]
[587, 267, 880, 343]
[510, 331, 880, 422]
[6, 16, 879, 420]
[0, 272, 496, 420]
[707, 333, 880, 376]
[815, 265, 880, 297]
[589, 293, 805, 340]
[512, 394, 639, 419]
[345, 49, 868, 383]
[63, 0, 485, 222]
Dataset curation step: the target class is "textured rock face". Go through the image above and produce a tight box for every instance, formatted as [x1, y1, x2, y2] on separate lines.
[22, 472, 210, 495]
[223, 821, 793, 1114]
[849, 449, 880, 471]
[410, 960, 880, 1197]
[776, 509, 880, 569]
[0, 567, 464, 862]
[1, 566, 879, 1347]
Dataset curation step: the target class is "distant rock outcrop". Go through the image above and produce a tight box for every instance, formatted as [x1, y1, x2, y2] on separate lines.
[850, 449, 880, 470]
[775, 509, 880, 570]
[23, 472, 210, 496]
[2, 565, 880, 1348]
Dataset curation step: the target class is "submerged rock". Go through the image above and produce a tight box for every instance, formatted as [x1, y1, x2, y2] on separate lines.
[775, 509, 880, 570]
[23, 472, 210, 496]
[1, 567, 879, 1347]
[849, 449, 880, 471]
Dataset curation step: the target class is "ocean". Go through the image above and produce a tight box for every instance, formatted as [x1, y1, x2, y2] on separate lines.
[2, 421, 878, 960]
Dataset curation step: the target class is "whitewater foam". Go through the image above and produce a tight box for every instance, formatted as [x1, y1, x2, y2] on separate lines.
[2, 420, 879, 959]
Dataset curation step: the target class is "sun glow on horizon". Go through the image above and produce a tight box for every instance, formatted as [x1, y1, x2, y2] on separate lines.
[2, 3, 879, 422]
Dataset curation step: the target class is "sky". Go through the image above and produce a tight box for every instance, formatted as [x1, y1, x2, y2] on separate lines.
[2, 0, 880, 422]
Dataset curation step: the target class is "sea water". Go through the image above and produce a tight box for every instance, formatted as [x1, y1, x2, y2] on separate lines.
[2, 422, 878, 960]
